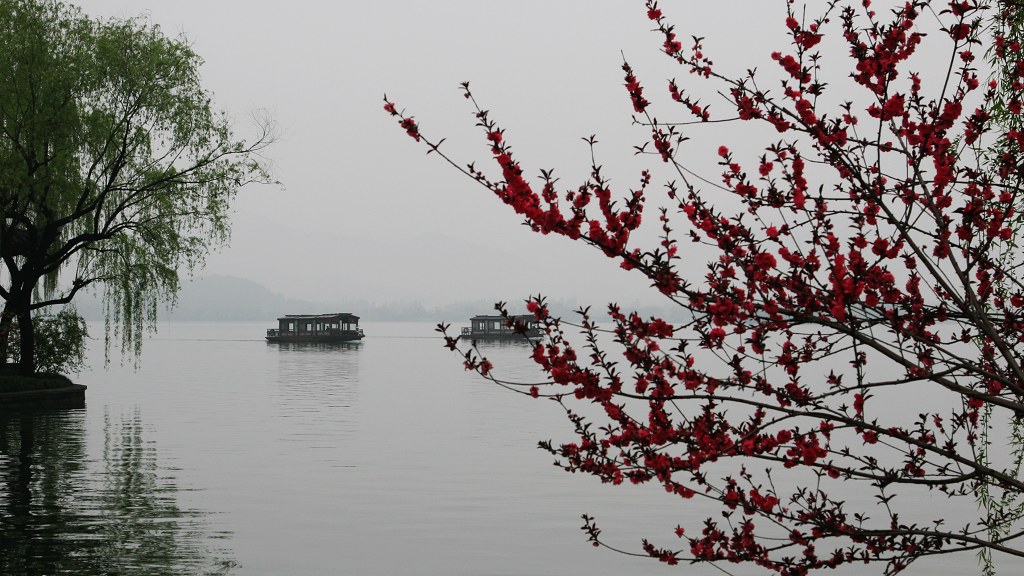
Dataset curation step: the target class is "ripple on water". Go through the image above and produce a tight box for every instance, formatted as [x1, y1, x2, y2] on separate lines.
[0, 406, 236, 576]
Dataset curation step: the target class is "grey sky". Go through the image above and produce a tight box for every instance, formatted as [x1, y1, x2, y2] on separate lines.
[68, 1, 804, 308]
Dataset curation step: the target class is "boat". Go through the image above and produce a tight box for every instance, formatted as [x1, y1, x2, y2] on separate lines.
[461, 314, 543, 340]
[266, 313, 364, 343]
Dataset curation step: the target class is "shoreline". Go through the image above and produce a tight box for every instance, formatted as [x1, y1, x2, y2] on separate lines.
[0, 382, 87, 409]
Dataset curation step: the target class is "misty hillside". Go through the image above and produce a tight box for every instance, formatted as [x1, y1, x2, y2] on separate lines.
[204, 228, 668, 309]
[74, 274, 683, 323]
[74, 275, 319, 322]
[165, 275, 319, 321]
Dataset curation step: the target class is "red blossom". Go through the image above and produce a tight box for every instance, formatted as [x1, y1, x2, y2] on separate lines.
[948, 22, 972, 41]
[393, 1, 1024, 572]
[623, 61, 650, 113]
[399, 117, 420, 141]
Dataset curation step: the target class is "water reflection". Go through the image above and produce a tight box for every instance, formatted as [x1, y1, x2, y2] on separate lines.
[271, 340, 362, 390]
[0, 407, 235, 575]
[270, 340, 363, 449]
[270, 341, 364, 353]
[470, 338, 536, 350]
[468, 338, 548, 391]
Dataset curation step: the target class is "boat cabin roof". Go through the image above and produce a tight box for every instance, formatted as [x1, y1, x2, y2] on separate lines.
[470, 314, 535, 322]
[277, 313, 359, 322]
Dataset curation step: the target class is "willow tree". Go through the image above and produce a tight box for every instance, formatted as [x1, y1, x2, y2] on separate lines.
[0, 0, 272, 374]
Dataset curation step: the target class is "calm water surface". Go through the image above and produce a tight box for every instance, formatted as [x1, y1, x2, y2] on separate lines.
[0, 321, 1015, 575]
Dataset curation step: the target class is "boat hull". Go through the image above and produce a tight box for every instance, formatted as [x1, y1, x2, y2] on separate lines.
[461, 330, 543, 341]
[266, 332, 363, 343]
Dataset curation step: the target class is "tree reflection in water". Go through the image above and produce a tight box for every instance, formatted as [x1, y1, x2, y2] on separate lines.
[0, 407, 236, 575]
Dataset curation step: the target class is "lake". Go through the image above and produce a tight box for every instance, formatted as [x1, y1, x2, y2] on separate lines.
[0, 321, 1016, 575]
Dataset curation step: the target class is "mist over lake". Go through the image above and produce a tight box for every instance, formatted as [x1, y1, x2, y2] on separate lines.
[0, 321, 1007, 575]
[72, 274, 683, 324]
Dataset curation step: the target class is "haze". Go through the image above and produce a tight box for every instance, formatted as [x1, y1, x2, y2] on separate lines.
[69, 1, 797, 312]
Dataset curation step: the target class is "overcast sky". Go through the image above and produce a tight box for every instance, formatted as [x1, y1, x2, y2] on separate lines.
[67, 1, 845, 309]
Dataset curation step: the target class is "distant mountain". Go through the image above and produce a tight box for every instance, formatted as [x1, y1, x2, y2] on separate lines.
[72, 274, 682, 323]
[163, 275, 322, 321]
[164, 275, 595, 322]
[72, 275, 318, 322]
[203, 229, 661, 308]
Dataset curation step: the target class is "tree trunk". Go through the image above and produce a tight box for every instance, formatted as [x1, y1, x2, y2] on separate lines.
[0, 302, 13, 366]
[12, 294, 34, 375]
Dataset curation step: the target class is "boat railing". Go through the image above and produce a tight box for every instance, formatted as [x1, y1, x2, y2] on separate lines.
[270, 329, 365, 336]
